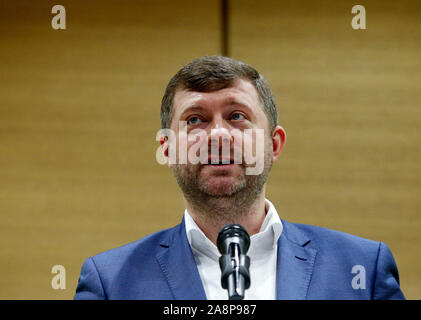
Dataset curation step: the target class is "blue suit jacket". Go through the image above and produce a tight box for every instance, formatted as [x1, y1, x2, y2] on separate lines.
[74, 219, 405, 300]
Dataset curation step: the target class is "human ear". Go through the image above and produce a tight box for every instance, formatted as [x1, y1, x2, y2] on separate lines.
[157, 134, 172, 168]
[271, 125, 287, 161]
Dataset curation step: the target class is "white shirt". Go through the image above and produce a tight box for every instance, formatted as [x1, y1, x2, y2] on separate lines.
[184, 198, 283, 300]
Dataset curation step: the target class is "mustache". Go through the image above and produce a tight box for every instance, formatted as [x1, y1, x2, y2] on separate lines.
[172, 141, 268, 174]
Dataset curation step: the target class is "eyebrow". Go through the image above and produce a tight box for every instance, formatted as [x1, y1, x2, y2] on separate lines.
[227, 99, 252, 110]
[181, 99, 252, 113]
[179, 105, 205, 118]
[183, 98, 251, 113]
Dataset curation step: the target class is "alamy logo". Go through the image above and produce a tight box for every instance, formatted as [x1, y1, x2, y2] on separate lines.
[51, 5, 66, 30]
[351, 5, 366, 30]
[156, 121, 266, 175]
[51, 265, 66, 290]
[351, 265, 366, 290]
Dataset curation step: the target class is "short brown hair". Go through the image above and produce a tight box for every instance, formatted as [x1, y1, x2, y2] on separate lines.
[160, 56, 278, 132]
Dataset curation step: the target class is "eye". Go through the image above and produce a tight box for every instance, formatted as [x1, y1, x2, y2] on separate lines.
[187, 116, 202, 125]
[230, 112, 246, 121]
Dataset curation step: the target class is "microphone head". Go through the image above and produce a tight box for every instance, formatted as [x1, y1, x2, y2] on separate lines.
[217, 224, 250, 255]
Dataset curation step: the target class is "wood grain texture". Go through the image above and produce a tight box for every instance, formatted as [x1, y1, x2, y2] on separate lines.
[0, 0, 220, 299]
[231, 0, 421, 299]
[0, 0, 419, 299]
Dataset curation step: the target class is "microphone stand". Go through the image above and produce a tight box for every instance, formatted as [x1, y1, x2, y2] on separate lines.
[218, 225, 251, 300]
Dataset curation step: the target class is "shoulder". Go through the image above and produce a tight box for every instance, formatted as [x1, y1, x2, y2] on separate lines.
[74, 224, 184, 299]
[282, 220, 378, 245]
[281, 219, 382, 260]
[281, 220, 405, 299]
[89, 224, 181, 269]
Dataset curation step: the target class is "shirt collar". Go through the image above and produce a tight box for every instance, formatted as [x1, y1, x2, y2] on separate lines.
[184, 199, 283, 261]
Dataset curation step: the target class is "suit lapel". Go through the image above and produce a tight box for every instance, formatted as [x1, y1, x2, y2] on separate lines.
[276, 220, 317, 300]
[155, 219, 207, 300]
[155, 218, 317, 300]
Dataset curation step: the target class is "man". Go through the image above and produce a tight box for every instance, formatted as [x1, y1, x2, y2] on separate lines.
[74, 56, 405, 300]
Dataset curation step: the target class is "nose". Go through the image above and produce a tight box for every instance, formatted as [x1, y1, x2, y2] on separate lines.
[208, 117, 233, 148]
[208, 118, 234, 164]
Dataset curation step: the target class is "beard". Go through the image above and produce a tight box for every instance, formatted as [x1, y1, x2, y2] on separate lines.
[171, 138, 273, 221]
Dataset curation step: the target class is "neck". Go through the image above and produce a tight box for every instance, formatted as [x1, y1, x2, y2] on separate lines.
[184, 187, 268, 245]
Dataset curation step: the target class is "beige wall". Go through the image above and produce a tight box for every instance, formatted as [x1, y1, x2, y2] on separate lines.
[231, 0, 421, 299]
[0, 0, 420, 299]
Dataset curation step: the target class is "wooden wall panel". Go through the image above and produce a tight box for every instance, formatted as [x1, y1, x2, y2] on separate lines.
[1, 0, 420, 300]
[231, 0, 421, 298]
[0, 0, 219, 299]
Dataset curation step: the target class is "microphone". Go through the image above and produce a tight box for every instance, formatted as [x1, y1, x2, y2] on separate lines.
[217, 224, 251, 300]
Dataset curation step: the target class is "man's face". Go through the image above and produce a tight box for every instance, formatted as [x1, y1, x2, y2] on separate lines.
[163, 79, 285, 205]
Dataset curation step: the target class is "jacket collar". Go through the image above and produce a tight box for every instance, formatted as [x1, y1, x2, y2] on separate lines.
[276, 220, 318, 299]
[155, 218, 207, 300]
[156, 218, 317, 300]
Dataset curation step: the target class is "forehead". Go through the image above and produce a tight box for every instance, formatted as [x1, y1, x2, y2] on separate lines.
[172, 79, 261, 117]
